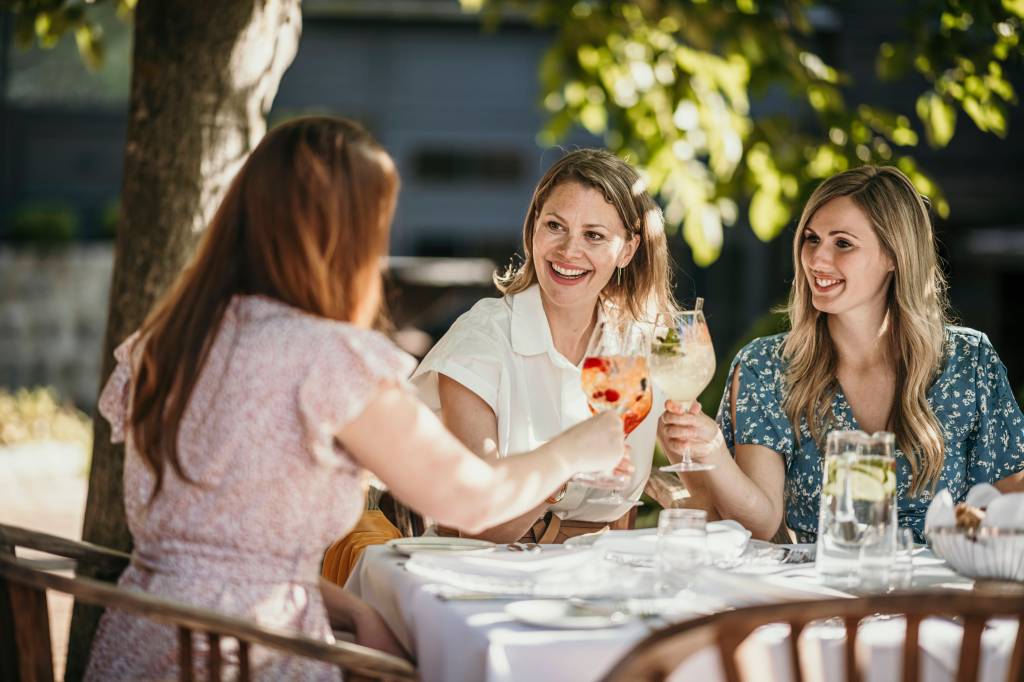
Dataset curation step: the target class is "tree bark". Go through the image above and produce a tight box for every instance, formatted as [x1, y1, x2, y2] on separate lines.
[65, 1, 300, 678]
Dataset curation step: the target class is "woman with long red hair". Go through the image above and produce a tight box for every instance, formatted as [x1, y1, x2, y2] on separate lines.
[84, 116, 623, 680]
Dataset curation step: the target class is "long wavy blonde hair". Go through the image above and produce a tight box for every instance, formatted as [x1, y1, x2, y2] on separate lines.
[782, 165, 950, 495]
[495, 148, 678, 321]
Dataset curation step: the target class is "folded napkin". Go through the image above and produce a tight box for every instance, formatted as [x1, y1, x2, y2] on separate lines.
[404, 548, 617, 597]
[593, 520, 752, 560]
[686, 568, 850, 610]
[407, 547, 597, 579]
[925, 484, 1024, 531]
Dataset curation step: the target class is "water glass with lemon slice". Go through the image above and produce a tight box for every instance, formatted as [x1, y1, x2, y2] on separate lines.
[815, 430, 898, 587]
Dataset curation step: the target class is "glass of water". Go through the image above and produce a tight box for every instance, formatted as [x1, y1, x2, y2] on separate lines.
[889, 527, 915, 590]
[815, 430, 897, 587]
[655, 509, 708, 596]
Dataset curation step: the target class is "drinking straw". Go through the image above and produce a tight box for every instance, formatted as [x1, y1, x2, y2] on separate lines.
[695, 297, 704, 312]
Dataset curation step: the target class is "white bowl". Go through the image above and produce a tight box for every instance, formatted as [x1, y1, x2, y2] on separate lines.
[926, 527, 1024, 583]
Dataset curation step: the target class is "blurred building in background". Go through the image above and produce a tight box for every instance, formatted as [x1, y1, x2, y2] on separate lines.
[1, 0, 1022, 410]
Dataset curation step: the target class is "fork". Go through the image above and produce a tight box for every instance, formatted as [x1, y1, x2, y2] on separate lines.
[508, 542, 542, 553]
[781, 547, 814, 564]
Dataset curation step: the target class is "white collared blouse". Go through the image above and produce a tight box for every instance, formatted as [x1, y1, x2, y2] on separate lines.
[411, 284, 663, 522]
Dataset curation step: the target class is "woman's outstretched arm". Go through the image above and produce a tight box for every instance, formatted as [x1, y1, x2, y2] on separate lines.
[338, 384, 623, 535]
[435, 375, 554, 543]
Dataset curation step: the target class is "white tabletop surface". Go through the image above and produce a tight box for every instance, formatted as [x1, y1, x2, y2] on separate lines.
[346, 544, 1017, 682]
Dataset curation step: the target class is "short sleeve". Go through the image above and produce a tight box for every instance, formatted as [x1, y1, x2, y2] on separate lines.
[97, 331, 141, 444]
[966, 334, 1024, 485]
[298, 328, 417, 467]
[410, 323, 503, 414]
[716, 339, 794, 457]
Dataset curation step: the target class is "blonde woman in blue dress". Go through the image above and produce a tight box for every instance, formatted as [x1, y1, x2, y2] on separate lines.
[659, 165, 1024, 542]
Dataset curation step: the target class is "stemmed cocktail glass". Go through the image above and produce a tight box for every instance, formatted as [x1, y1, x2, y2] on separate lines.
[572, 323, 652, 506]
[649, 302, 717, 472]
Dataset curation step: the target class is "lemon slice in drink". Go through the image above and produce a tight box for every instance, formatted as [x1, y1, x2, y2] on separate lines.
[846, 468, 893, 502]
[823, 458, 896, 501]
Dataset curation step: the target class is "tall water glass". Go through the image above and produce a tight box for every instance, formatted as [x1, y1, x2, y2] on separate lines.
[655, 509, 708, 596]
[890, 527, 915, 591]
[815, 430, 897, 587]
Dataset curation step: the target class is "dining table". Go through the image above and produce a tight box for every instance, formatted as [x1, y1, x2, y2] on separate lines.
[344, 536, 1020, 682]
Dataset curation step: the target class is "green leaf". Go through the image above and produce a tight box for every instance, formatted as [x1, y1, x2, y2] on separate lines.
[580, 102, 608, 134]
[75, 24, 105, 71]
[916, 92, 956, 148]
[1002, 0, 1024, 19]
[749, 189, 790, 241]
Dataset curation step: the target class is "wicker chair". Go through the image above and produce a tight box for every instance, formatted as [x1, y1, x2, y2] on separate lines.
[601, 593, 1024, 682]
[0, 524, 416, 682]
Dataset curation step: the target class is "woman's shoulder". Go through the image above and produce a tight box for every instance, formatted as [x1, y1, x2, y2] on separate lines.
[233, 295, 412, 369]
[944, 325, 992, 352]
[437, 295, 515, 346]
[942, 325, 999, 367]
[734, 332, 789, 367]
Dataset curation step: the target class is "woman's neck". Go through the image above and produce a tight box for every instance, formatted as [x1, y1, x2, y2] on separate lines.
[541, 296, 600, 366]
[827, 305, 892, 371]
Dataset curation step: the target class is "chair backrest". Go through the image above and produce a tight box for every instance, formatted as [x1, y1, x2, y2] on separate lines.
[601, 592, 1024, 682]
[375, 491, 425, 538]
[0, 524, 416, 682]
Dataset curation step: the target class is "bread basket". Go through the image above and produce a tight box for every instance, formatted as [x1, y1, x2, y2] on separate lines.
[926, 526, 1024, 583]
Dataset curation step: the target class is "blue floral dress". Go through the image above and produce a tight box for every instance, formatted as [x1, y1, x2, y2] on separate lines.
[716, 327, 1024, 543]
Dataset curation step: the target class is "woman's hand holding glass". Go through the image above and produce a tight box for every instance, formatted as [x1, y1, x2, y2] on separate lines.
[657, 401, 730, 470]
[559, 410, 627, 474]
[573, 323, 651, 506]
[649, 307, 717, 472]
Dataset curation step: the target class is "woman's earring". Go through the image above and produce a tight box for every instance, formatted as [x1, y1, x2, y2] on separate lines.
[616, 266, 623, 286]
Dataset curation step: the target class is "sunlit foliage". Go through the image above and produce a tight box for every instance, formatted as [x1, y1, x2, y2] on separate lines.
[464, 0, 1023, 264]
[7, 0, 136, 71]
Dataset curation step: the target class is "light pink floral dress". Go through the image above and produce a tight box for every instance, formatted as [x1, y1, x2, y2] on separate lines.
[84, 295, 415, 681]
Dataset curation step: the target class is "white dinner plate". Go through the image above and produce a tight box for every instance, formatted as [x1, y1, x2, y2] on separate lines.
[386, 537, 496, 557]
[505, 599, 631, 629]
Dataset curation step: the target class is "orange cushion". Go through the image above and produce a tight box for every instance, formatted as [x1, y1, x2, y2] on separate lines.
[321, 510, 403, 586]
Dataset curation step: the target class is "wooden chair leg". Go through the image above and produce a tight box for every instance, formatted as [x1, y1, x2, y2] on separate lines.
[0, 575, 20, 682]
[956, 616, 985, 682]
[7, 582, 55, 682]
[901, 614, 921, 682]
[844, 616, 861, 682]
[238, 640, 251, 682]
[208, 632, 222, 680]
[1007, 614, 1024, 682]
[179, 627, 194, 682]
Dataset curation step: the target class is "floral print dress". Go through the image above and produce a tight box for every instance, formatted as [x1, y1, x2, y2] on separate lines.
[84, 295, 415, 681]
[717, 327, 1024, 543]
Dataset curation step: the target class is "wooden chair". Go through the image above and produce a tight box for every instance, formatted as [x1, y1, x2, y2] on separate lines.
[601, 592, 1024, 682]
[0, 524, 416, 682]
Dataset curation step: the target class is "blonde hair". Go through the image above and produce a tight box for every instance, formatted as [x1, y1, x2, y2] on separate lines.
[495, 148, 678, 321]
[782, 165, 950, 496]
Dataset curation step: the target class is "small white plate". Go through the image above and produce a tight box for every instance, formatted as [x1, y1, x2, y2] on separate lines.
[386, 537, 496, 557]
[505, 599, 631, 629]
[563, 530, 607, 550]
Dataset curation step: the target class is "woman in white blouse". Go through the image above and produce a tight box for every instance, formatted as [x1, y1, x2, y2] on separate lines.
[412, 149, 679, 543]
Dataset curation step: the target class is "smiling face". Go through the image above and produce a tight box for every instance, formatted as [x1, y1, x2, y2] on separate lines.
[531, 181, 639, 316]
[800, 195, 895, 319]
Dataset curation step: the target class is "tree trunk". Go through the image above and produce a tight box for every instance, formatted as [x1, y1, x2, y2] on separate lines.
[65, 1, 300, 678]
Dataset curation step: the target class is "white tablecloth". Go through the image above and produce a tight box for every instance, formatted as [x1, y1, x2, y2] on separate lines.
[346, 545, 1017, 682]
